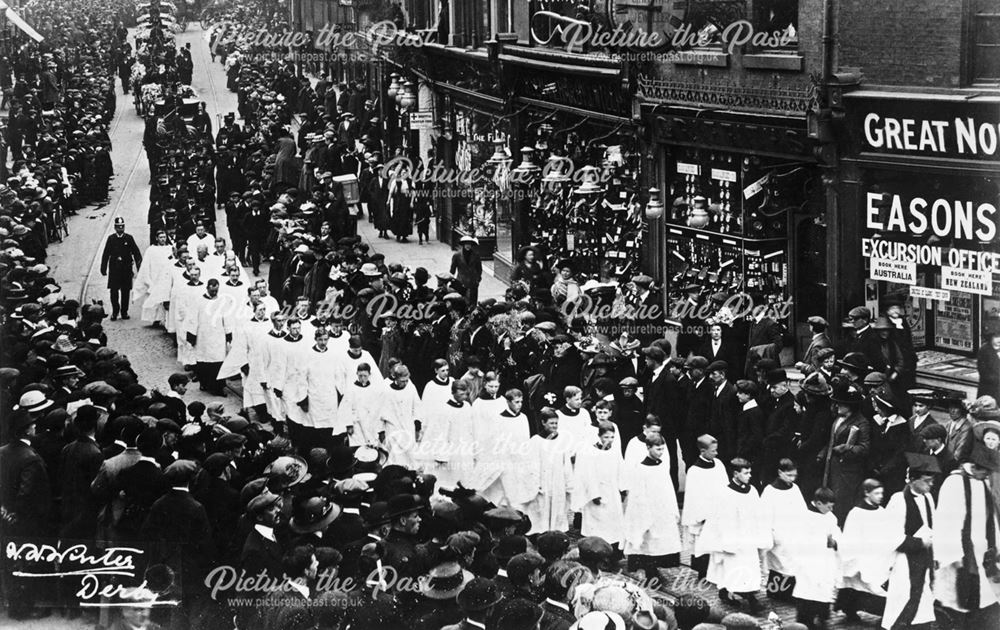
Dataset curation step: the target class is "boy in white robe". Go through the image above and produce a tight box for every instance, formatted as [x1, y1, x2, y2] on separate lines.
[419, 359, 453, 416]
[286, 327, 342, 451]
[591, 401, 622, 454]
[624, 415, 663, 468]
[479, 388, 533, 507]
[837, 478, 893, 621]
[271, 318, 310, 443]
[697, 457, 769, 616]
[572, 421, 626, 547]
[340, 362, 382, 446]
[472, 372, 508, 457]
[336, 335, 383, 395]
[523, 408, 574, 535]
[761, 458, 808, 601]
[380, 363, 421, 468]
[682, 434, 729, 579]
[414, 378, 476, 489]
[792, 487, 841, 628]
[556, 386, 593, 457]
[259, 311, 289, 426]
[622, 433, 682, 582]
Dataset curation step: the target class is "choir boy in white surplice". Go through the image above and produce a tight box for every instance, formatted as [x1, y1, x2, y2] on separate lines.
[760, 458, 808, 601]
[380, 363, 422, 467]
[791, 488, 841, 629]
[271, 318, 310, 439]
[622, 433, 682, 579]
[837, 479, 894, 621]
[340, 362, 383, 447]
[258, 311, 288, 423]
[479, 389, 533, 507]
[133, 230, 173, 325]
[591, 401, 623, 453]
[697, 457, 769, 616]
[324, 317, 351, 356]
[286, 328, 343, 450]
[572, 422, 626, 547]
[420, 360, 453, 418]
[556, 386, 593, 457]
[624, 415, 663, 468]
[336, 335, 383, 395]
[681, 434, 729, 579]
[472, 372, 509, 456]
[414, 379, 475, 489]
[523, 408, 574, 535]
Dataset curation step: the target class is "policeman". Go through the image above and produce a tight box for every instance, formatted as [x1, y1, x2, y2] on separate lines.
[100, 217, 143, 320]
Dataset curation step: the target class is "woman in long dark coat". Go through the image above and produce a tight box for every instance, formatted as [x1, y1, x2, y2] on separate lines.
[272, 131, 299, 191]
[388, 178, 412, 241]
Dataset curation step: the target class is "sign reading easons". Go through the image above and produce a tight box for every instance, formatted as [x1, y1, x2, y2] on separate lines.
[865, 191, 997, 242]
[863, 113, 1000, 156]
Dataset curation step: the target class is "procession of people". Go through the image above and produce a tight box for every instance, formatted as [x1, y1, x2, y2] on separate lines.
[2, 1, 1000, 630]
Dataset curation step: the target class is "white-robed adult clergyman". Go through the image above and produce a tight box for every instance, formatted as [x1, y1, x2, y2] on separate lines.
[218, 301, 271, 415]
[132, 229, 173, 326]
[697, 457, 770, 616]
[185, 278, 233, 395]
[174, 262, 205, 369]
[164, 248, 192, 334]
[622, 433, 682, 582]
[682, 434, 729, 579]
[932, 445, 1000, 630]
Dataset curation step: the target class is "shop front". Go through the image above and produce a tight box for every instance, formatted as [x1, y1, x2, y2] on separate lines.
[641, 81, 823, 364]
[840, 91, 1000, 396]
[494, 45, 645, 287]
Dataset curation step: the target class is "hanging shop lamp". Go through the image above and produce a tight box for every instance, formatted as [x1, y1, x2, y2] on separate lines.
[511, 147, 541, 177]
[387, 74, 401, 99]
[573, 165, 604, 195]
[487, 139, 509, 165]
[645, 187, 665, 220]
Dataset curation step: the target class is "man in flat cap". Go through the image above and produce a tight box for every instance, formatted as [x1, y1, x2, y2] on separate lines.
[796, 315, 832, 373]
[100, 217, 142, 320]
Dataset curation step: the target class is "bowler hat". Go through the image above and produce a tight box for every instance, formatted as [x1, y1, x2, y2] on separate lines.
[830, 383, 864, 405]
[577, 536, 614, 565]
[766, 368, 788, 385]
[904, 452, 941, 475]
[835, 352, 869, 374]
[456, 577, 503, 611]
[491, 535, 528, 563]
[706, 360, 728, 375]
[386, 493, 423, 519]
[535, 530, 570, 561]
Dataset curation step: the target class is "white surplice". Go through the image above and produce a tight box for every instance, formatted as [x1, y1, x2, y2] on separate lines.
[622, 458, 682, 557]
[133, 244, 173, 323]
[341, 380, 384, 446]
[760, 481, 808, 575]
[522, 433, 574, 535]
[698, 483, 770, 592]
[572, 443, 626, 545]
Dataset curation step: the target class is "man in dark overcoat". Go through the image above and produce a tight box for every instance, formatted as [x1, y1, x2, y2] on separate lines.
[100, 217, 143, 320]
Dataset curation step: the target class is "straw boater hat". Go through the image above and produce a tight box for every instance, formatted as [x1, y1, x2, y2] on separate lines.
[419, 561, 473, 600]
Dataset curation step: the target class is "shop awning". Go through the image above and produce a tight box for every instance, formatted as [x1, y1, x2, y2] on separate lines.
[0, 2, 44, 43]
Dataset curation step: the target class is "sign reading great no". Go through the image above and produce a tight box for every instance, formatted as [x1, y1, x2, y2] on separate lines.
[844, 93, 1000, 162]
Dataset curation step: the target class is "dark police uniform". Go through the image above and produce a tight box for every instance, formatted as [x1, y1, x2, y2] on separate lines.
[100, 219, 143, 319]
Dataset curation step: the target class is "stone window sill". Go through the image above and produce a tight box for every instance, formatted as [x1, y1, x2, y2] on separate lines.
[743, 53, 804, 71]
